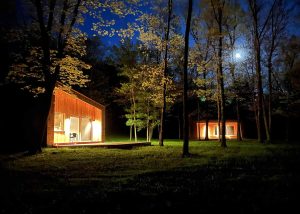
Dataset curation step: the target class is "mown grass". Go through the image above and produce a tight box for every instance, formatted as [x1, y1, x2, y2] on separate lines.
[0, 139, 300, 214]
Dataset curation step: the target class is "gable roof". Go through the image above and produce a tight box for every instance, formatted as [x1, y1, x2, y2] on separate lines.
[55, 82, 105, 110]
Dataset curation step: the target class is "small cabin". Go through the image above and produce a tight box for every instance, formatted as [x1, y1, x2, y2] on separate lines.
[47, 84, 105, 147]
[195, 120, 240, 140]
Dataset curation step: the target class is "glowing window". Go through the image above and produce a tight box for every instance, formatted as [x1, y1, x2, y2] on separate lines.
[70, 117, 79, 141]
[214, 126, 218, 135]
[226, 125, 234, 135]
[81, 117, 92, 141]
[54, 112, 64, 131]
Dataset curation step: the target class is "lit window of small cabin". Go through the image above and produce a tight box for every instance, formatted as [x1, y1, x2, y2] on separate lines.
[226, 125, 234, 135]
[54, 112, 64, 131]
[214, 125, 218, 135]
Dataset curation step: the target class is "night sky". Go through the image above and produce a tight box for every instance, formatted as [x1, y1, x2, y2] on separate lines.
[80, 0, 300, 47]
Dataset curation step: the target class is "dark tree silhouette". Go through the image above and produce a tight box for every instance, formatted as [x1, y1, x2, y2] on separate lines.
[183, 0, 193, 157]
[159, 0, 173, 147]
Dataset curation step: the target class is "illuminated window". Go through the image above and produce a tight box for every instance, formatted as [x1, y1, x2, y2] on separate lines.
[81, 117, 92, 141]
[226, 125, 234, 135]
[214, 126, 218, 135]
[54, 112, 64, 131]
[70, 117, 79, 141]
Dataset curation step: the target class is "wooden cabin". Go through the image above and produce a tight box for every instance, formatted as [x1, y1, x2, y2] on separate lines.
[47, 84, 105, 147]
[195, 120, 241, 140]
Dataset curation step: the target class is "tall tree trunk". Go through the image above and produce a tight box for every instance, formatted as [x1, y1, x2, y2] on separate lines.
[217, 6, 226, 148]
[254, 37, 265, 143]
[159, 107, 165, 144]
[29, 83, 55, 154]
[248, 0, 277, 143]
[216, 64, 221, 142]
[229, 63, 242, 142]
[205, 119, 209, 140]
[211, 0, 226, 147]
[285, 92, 290, 143]
[159, 0, 172, 147]
[131, 89, 137, 142]
[262, 96, 270, 141]
[146, 100, 150, 142]
[217, 89, 221, 141]
[130, 125, 132, 141]
[146, 126, 149, 142]
[178, 117, 181, 139]
[203, 69, 209, 141]
[129, 96, 133, 141]
[182, 0, 192, 157]
[265, 0, 288, 143]
[236, 99, 242, 141]
[267, 57, 273, 143]
[149, 126, 153, 142]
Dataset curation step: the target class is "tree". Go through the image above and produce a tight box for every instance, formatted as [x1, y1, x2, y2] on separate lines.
[7, 0, 142, 153]
[115, 48, 177, 142]
[279, 36, 300, 142]
[191, 8, 215, 141]
[140, 64, 176, 142]
[210, 0, 227, 147]
[263, 0, 289, 143]
[136, 0, 182, 145]
[7, 0, 89, 153]
[247, 0, 277, 143]
[224, 0, 244, 141]
[113, 40, 139, 141]
[182, 0, 193, 157]
[116, 66, 140, 142]
[159, 0, 173, 147]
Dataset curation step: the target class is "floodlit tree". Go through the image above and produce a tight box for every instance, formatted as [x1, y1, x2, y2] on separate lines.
[7, 0, 90, 153]
[116, 66, 140, 142]
[159, 0, 173, 147]
[113, 40, 139, 141]
[116, 62, 176, 142]
[136, 0, 181, 146]
[209, 0, 227, 147]
[191, 2, 216, 141]
[140, 64, 177, 142]
[6, 0, 142, 153]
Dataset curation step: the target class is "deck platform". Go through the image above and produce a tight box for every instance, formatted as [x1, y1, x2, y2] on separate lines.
[52, 141, 151, 149]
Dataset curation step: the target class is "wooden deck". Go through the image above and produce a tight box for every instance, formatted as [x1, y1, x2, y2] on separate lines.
[52, 141, 151, 149]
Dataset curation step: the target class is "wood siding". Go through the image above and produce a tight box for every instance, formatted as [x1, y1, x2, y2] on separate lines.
[47, 86, 105, 146]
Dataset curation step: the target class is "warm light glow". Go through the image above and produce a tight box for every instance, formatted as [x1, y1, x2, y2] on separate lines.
[50, 87, 104, 145]
[80, 118, 92, 141]
[92, 120, 102, 141]
[64, 118, 70, 142]
[197, 121, 238, 140]
[202, 125, 206, 139]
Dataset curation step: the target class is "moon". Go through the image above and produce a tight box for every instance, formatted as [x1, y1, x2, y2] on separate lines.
[235, 53, 241, 59]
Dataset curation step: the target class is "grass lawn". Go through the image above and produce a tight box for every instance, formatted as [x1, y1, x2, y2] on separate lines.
[1, 139, 300, 214]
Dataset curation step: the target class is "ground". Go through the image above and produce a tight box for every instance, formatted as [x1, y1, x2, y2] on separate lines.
[1, 139, 300, 214]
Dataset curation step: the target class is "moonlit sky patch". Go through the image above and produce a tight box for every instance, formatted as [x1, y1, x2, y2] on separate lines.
[235, 53, 241, 59]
